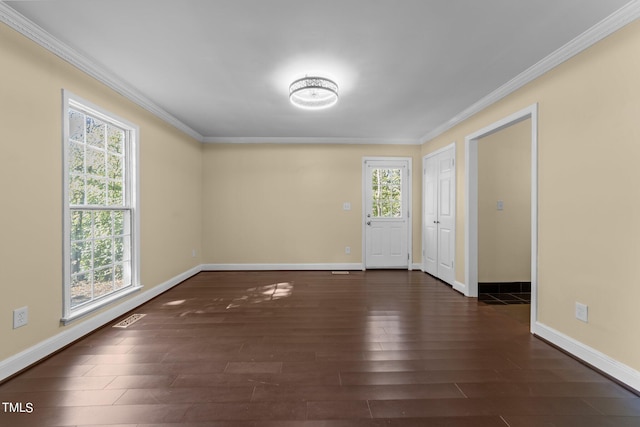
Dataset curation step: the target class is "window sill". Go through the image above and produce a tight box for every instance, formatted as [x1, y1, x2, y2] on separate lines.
[61, 285, 142, 325]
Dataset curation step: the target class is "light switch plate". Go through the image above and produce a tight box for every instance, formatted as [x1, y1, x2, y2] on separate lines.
[497, 200, 504, 210]
[575, 302, 588, 323]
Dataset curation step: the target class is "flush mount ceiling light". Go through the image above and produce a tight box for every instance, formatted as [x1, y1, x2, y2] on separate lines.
[289, 76, 338, 110]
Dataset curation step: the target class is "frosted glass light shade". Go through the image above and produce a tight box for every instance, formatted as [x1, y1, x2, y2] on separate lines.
[289, 76, 338, 110]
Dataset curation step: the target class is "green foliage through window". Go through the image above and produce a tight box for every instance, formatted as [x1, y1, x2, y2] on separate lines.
[67, 106, 131, 310]
[371, 168, 402, 218]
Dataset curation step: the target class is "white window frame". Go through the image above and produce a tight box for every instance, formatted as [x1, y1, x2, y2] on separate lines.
[62, 90, 141, 324]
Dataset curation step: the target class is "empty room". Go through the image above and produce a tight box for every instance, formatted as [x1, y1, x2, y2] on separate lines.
[1, 1, 640, 426]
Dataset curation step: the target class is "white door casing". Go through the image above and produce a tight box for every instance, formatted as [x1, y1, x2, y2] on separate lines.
[363, 158, 412, 269]
[424, 155, 438, 274]
[423, 144, 455, 285]
[464, 103, 538, 330]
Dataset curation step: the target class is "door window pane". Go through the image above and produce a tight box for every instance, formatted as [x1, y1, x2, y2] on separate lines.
[371, 168, 402, 218]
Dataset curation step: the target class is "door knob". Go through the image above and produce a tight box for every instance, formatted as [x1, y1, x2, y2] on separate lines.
[366, 221, 372, 226]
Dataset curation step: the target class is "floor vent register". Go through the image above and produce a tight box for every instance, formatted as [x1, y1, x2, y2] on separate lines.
[112, 313, 146, 328]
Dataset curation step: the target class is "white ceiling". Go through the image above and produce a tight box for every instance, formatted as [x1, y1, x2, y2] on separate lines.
[3, 0, 635, 143]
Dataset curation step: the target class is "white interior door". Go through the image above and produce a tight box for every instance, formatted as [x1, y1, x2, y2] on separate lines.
[364, 158, 411, 269]
[424, 155, 439, 274]
[423, 146, 455, 285]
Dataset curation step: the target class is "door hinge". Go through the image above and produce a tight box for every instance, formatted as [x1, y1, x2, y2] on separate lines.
[408, 253, 410, 260]
[452, 158, 455, 167]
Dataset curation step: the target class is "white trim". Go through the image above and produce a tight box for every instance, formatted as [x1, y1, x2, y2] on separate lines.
[420, 1, 640, 144]
[0, 3, 203, 142]
[453, 281, 466, 294]
[362, 157, 413, 270]
[3, 2, 639, 147]
[0, 265, 202, 383]
[464, 137, 478, 297]
[534, 322, 640, 393]
[2, 2, 637, 145]
[422, 143, 457, 159]
[61, 285, 142, 325]
[464, 104, 538, 330]
[202, 263, 364, 271]
[203, 137, 420, 145]
[421, 142, 456, 284]
[62, 90, 142, 322]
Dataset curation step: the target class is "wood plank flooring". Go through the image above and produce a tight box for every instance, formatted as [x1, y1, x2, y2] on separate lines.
[1, 270, 639, 426]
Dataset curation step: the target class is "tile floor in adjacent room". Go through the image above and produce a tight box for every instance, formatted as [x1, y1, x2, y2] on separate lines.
[1, 270, 639, 426]
[478, 292, 532, 305]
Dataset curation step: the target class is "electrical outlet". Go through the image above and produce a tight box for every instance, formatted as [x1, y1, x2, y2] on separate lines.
[575, 302, 588, 323]
[13, 306, 28, 329]
[345, 246, 351, 254]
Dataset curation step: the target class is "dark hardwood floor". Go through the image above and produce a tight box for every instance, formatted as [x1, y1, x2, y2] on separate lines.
[1, 270, 639, 426]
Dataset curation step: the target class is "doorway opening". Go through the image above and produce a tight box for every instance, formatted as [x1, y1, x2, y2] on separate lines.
[477, 117, 531, 312]
[465, 104, 538, 329]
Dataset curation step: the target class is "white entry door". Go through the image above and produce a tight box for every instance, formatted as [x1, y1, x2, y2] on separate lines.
[423, 146, 455, 285]
[363, 158, 411, 269]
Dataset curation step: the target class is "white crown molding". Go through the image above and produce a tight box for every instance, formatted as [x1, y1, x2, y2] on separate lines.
[0, 2, 204, 143]
[3, 1, 638, 146]
[420, 0, 640, 144]
[0, 1, 416, 147]
[203, 136, 421, 145]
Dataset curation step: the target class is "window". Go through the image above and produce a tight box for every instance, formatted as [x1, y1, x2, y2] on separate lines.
[62, 91, 140, 323]
[371, 168, 402, 218]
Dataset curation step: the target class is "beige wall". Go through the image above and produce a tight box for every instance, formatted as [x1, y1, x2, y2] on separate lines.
[202, 143, 422, 265]
[423, 20, 640, 370]
[478, 119, 531, 283]
[0, 23, 203, 360]
[3, 9, 640, 383]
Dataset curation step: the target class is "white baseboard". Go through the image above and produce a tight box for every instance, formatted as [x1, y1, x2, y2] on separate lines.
[5, 266, 637, 394]
[0, 265, 202, 383]
[533, 321, 640, 393]
[202, 263, 364, 271]
[453, 281, 467, 295]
